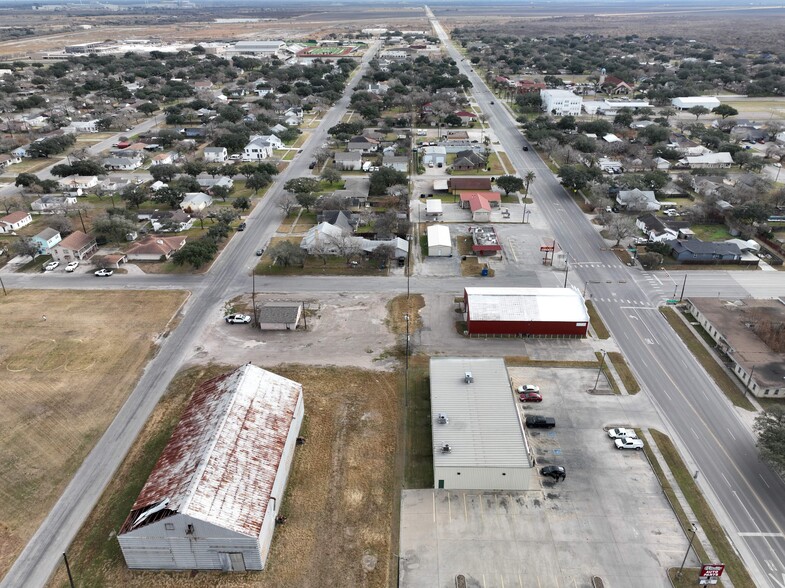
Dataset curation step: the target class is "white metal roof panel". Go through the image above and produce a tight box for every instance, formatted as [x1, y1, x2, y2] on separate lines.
[430, 358, 530, 469]
[465, 287, 589, 323]
[427, 224, 450, 247]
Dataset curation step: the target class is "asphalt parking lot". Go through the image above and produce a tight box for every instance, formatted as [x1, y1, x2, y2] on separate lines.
[398, 366, 698, 588]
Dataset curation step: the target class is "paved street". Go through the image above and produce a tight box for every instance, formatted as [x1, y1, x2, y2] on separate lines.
[427, 8, 785, 587]
[4, 14, 785, 587]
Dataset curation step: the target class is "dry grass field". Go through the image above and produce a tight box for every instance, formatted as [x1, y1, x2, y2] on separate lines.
[48, 364, 400, 588]
[0, 289, 188, 579]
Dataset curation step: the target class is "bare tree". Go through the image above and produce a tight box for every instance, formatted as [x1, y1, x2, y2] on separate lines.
[277, 194, 298, 217]
[328, 233, 362, 262]
[606, 215, 637, 246]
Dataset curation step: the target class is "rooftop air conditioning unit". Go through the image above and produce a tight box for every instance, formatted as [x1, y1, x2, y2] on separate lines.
[464, 371, 473, 384]
[441, 443, 452, 453]
[437, 413, 449, 424]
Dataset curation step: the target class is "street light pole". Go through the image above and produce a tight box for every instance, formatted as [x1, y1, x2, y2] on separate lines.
[593, 349, 607, 391]
[563, 255, 569, 288]
[406, 235, 412, 299]
[677, 523, 698, 578]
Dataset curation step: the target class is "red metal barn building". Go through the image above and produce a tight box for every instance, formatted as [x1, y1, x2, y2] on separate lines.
[464, 287, 589, 337]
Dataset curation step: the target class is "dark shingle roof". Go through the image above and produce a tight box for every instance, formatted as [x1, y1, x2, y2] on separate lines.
[258, 302, 302, 325]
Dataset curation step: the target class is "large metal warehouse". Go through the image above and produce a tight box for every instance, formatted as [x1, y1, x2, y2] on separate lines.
[464, 287, 589, 337]
[117, 364, 304, 572]
[427, 224, 451, 256]
[430, 357, 533, 490]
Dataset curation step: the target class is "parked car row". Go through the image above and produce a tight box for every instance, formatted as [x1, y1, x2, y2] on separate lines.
[517, 384, 542, 402]
[608, 427, 644, 450]
[42, 260, 108, 275]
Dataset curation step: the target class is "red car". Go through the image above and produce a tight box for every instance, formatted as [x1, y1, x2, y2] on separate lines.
[519, 391, 543, 402]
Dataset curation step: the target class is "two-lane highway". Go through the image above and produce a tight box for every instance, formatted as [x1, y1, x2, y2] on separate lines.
[427, 7, 785, 586]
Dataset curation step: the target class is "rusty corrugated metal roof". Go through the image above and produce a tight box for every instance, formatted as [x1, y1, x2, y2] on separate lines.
[119, 364, 301, 537]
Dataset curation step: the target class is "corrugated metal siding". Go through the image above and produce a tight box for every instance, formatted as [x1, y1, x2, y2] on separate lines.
[118, 515, 264, 570]
[430, 358, 532, 491]
[468, 319, 588, 337]
[434, 466, 531, 491]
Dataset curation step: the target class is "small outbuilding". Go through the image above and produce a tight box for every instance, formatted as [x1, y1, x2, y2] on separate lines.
[425, 199, 443, 217]
[257, 302, 303, 330]
[427, 225, 451, 257]
[117, 364, 304, 572]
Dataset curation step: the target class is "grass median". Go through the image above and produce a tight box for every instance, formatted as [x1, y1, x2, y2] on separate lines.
[647, 429, 755, 588]
[660, 307, 755, 411]
[586, 300, 610, 339]
[608, 351, 641, 394]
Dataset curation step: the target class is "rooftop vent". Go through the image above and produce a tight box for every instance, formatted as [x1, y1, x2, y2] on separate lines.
[441, 443, 452, 453]
[436, 413, 449, 425]
[464, 371, 473, 384]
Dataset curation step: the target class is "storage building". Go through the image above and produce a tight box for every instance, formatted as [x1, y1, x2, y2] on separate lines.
[430, 357, 533, 490]
[117, 364, 304, 572]
[427, 225, 451, 256]
[671, 96, 721, 110]
[464, 287, 589, 337]
[425, 198, 443, 217]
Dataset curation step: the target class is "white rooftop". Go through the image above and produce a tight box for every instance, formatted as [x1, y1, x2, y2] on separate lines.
[430, 357, 531, 469]
[465, 287, 589, 323]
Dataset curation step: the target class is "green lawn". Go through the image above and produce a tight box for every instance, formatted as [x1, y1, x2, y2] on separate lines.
[689, 224, 733, 241]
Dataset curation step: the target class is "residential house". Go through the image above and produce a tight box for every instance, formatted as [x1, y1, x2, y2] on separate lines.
[347, 136, 380, 153]
[180, 192, 213, 213]
[454, 110, 477, 125]
[242, 137, 273, 161]
[382, 155, 408, 172]
[730, 125, 767, 143]
[58, 175, 98, 190]
[332, 177, 370, 206]
[668, 239, 742, 263]
[630, 120, 657, 129]
[516, 80, 546, 94]
[126, 235, 187, 261]
[150, 180, 167, 192]
[616, 189, 660, 211]
[421, 146, 447, 166]
[316, 210, 356, 233]
[255, 134, 283, 149]
[333, 152, 363, 171]
[203, 147, 228, 162]
[148, 210, 194, 233]
[181, 127, 208, 139]
[654, 157, 671, 171]
[31, 227, 62, 253]
[270, 123, 287, 135]
[0, 153, 22, 168]
[299, 222, 346, 253]
[31, 194, 78, 213]
[0, 211, 32, 233]
[66, 119, 99, 133]
[257, 302, 303, 331]
[196, 176, 233, 193]
[636, 214, 678, 242]
[51, 230, 97, 262]
[103, 156, 142, 171]
[452, 149, 486, 171]
[150, 152, 177, 166]
[367, 82, 390, 95]
[598, 158, 623, 174]
[684, 152, 734, 169]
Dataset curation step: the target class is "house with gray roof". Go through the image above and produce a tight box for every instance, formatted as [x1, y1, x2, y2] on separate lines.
[333, 152, 362, 171]
[616, 189, 660, 211]
[668, 239, 742, 263]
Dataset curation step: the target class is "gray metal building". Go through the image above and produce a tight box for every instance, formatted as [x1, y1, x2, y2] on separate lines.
[117, 364, 303, 572]
[430, 357, 533, 490]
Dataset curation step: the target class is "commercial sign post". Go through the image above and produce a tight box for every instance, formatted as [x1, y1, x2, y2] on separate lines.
[699, 563, 725, 585]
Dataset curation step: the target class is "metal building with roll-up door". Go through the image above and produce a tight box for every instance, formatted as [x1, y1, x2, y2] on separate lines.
[430, 357, 533, 490]
[427, 224, 451, 256]
[117, 364, 303, 572]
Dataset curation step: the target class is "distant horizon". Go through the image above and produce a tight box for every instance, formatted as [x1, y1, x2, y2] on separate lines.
[2, 0, 781, 6]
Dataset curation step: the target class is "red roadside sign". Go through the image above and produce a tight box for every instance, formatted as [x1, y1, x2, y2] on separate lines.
[700, 564, 725, 577]
[540, 245, 555, 252]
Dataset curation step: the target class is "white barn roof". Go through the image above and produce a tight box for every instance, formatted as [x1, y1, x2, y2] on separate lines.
[465, 287, 589, 323]
[119, 364, 301, 538]
[430, 357, 530, 469]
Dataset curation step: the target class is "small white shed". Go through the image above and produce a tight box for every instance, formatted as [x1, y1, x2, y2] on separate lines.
[427, 224, 452, 257]
[425, 199, 443, 217]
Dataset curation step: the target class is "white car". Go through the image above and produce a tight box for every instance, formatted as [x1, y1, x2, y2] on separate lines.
[94, 268, 114, 277]
[607, 428, 638, 439]
[615, 438, 644, 450]
[65, 261, 79, 272]
[517, 384, 540, 393]
[663, 208, 679, 217]
[44, 261, 59, 271]
[225, 314, 252, 324]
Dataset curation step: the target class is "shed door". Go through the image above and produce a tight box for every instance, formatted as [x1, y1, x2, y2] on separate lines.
[220, 552, 246, 572]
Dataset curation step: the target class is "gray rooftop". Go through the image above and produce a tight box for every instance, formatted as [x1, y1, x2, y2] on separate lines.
[430, 357, 531, 470]
[258, 302, 302, 325]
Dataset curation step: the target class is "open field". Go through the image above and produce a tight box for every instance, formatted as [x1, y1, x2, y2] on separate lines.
[49, 363, 400, 588]
[0, 289, 188, 579]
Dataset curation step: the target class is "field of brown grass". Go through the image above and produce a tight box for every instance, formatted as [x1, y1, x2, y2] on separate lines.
[48, 364, 400, 588]
[0, 289, 188, 579]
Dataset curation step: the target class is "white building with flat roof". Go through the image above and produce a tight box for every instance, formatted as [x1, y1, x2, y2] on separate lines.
[671, 96, 721, 110]
[430, 357, 533, 491]
[541, 89, 583, 116]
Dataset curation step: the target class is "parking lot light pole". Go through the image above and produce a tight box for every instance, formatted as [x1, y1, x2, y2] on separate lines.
[404, 313, 410, 407]
[593, 349, 607, 391]
[677, 523, 698, 578]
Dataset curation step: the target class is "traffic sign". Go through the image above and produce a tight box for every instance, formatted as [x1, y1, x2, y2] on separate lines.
[540, 245, 555, 252]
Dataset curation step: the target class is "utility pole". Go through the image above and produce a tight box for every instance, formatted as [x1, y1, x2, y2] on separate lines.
[593, 350, 607, 391]
[302, 301, 307, 331]
[63, 553, 75, 588]
[679, 274, 687, 302]
[0, 276, 6, 296]
[77, 209, 86, 233]
[404, 313, 410, 407]
[563, 254, 569, 288]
